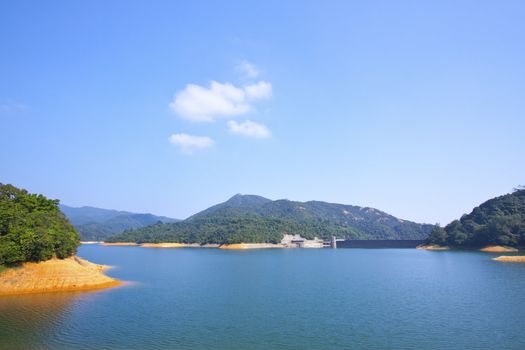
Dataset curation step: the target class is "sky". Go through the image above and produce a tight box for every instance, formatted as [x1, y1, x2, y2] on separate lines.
[1, 0, 524, 224]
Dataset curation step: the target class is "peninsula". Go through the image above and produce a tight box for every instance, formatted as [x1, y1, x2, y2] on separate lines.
[0, 183, 121, 295]
[0, 256, 120, 295]
[492, 256, 525, 263]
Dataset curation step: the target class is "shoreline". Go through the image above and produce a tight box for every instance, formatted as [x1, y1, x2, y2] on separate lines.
[492, 255, 525, 263]
[416, 244, 521, 252]
[479, 246, 519, 253]
[141, 243, 195, 248]
[99, 242, 523, 252]
[140, 243, 220, 248]
[0, 256, 122, 296]
[416, 244, 450, 251]
[219, 243, 285, 249]
[101, 242, 287, 249]
[102, 242, 139, 246]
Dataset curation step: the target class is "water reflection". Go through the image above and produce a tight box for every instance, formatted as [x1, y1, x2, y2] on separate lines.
[0, 292, 83, 350]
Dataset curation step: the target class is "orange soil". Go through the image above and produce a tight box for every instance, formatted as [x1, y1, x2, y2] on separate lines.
[480, 246, 519, 253]
[492, 255, 525, 263]
[416, 244, 450, 251]
[0, 256, 121, 296]
[141, 243, 193, 248]
[101, 242, 138, 246]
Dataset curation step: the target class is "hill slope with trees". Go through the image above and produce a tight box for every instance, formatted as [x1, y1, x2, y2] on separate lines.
[425, 188, 525, 248]
[106, 194, 433, 244]
[60, 205, 179, 241]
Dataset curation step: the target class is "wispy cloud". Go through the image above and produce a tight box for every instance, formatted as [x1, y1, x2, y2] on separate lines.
[228, 120, 271, 139]
[237, 60, 260, 79]
[168, 133, 214, 154]
[0, 101, 29, 114]
[169, 81, 272, 122]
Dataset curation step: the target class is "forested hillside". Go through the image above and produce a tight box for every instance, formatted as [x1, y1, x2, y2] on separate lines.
[426, 188, 525, 247]
[60, 205, 179, 241]
[107, 194, 432, 244]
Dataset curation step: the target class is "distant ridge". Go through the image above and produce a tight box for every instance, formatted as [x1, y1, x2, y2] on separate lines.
[60, 205, 179, 241]
[106, 194, 433, 244]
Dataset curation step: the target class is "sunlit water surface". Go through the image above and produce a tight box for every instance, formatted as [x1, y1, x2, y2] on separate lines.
[1, 245, 525, 349]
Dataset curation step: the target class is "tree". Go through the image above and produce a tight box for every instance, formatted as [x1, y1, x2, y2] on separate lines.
[426, 225, 448, 245]
[0, 183, 79, 265]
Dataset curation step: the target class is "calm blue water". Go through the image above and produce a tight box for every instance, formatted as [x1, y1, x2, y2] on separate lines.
[1, 245, 525, 349]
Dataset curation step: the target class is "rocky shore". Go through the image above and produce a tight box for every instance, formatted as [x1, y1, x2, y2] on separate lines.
[479, 246, 519, 253]
[0, 256, 121, 296]
[492, 255, 525, 263]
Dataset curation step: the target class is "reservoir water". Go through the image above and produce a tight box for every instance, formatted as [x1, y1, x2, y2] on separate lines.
[1, 245, 525, 349]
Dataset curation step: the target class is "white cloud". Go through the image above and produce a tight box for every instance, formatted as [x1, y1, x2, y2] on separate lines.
[227, 120, 271, 139]
[169, 80, 272, 122]
[237, 60, 260, 79]
[168, 133, 214, 153]
[244, 81, 272, 100]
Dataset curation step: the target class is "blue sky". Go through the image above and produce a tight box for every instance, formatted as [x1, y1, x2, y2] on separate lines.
[1, 0, 524, 224]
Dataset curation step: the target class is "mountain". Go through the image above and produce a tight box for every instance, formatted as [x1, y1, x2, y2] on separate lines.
[425, 188, 525, 248]
[60, 205, 179, 241]
[187, 194, 272, 219]
[106, 194, 433, 244]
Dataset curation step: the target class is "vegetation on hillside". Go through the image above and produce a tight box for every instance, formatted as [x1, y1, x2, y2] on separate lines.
[0, 184, 79, 265]
[106, 194, 432, 244]
[60, 205, 179, 241]
[426, 188, 525, 248]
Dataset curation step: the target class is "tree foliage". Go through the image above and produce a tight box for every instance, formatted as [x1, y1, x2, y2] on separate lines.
[425, 189, 525, 247]
[0, 183, 79, 265]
